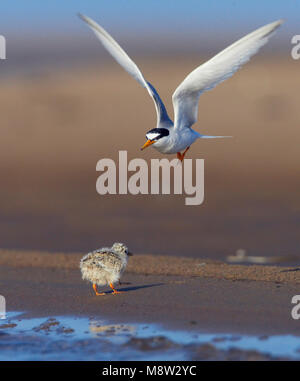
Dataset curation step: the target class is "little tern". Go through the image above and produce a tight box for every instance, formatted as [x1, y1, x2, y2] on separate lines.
[79, 14, 282, 161]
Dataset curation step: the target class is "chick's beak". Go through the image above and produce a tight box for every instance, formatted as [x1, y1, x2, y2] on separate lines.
[127, 251, 133, 256]
[141, 139, 155, 151]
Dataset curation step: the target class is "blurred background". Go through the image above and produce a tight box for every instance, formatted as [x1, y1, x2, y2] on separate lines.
[0, 0, 299, 261]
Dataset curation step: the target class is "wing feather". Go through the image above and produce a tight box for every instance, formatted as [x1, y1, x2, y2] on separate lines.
[79, 14, 172, 127]
[172, 20, 283, 129]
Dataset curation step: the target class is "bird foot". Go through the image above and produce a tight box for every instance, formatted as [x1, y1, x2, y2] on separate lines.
[177, 152, 184, 162]
[177, 146, 190, 162]
[112, 290, 123, 295]
[110, 283, 123, 295]
[93, 283, 106, 296]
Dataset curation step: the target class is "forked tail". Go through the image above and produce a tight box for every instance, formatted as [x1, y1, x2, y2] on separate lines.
[198, 134, 233, 139]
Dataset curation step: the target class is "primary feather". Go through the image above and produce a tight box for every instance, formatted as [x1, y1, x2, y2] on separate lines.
[78, 13, 172, 127]
[172, 20, 283, 130]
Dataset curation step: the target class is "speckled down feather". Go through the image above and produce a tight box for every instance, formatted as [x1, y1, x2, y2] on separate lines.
[80, 243, 129, 286]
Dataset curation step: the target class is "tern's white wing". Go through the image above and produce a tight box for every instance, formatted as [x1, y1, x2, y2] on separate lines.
[172, 20, 283, 130]
[79, 14, 172, 127]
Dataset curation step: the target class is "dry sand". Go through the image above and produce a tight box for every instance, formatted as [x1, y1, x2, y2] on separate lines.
[1, 248, 300, 283]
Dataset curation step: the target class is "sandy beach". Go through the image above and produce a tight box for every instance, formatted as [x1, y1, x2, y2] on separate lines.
[1, 249, 300, 360]
[0, 43, 299, 361]
[1, 249, 300, 336]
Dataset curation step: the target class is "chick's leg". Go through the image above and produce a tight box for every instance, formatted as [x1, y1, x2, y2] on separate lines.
[93, 283, 105, 296]
[109, 283, 122, 294]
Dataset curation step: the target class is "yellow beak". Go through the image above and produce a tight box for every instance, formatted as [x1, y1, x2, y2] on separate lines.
[141, 139, 155, 151]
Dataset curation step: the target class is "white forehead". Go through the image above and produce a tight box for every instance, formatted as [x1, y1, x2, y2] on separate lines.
[146, 132, 160, 141]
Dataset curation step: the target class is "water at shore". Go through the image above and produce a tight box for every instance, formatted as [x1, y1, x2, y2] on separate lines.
[0, 312, 299, 361]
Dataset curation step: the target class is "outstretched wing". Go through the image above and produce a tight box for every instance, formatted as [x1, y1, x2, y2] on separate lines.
[79, 14, 172, 127]
[172, 20, 283, 130]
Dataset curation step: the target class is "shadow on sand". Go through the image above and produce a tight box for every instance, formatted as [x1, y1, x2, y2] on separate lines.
[112, 283, 165, 294]
[280, 268, 300, 273]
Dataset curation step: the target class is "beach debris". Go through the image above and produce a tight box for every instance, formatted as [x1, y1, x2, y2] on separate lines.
[0, 323, 17, 329]
[125, 336, 177, 351]
[33, 318, 74, 335]
[226, 249, 297, 264]
[89, 322, 135, 336]
[57, 326, 75, 335]
[33, 318, 59, 333]
[80, 243, 133, 296]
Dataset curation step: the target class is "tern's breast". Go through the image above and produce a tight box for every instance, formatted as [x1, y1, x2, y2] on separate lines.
[154, 128, 198, 154]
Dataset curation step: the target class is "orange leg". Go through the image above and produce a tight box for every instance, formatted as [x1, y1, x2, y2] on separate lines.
[109, 283, 122, 294]
[93, 283, 106, 296]
[177, 146, 190, 162]
[177, 152, 183, 161]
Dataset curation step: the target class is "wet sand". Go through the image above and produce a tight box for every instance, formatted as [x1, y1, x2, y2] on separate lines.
[1, 249, 300, 336]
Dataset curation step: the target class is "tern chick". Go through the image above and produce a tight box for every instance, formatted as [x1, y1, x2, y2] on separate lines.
[80, 243, 132, 296]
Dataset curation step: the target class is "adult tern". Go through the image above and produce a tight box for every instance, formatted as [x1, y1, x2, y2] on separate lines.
[79, 14, 282, 161]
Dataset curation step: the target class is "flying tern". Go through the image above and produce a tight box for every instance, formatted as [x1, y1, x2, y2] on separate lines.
[79, 14, 282, 161]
